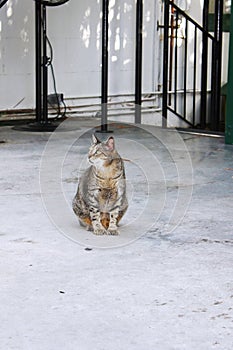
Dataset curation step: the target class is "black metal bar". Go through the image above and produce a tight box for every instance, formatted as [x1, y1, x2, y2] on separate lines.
[135, 0, 143, 124]
[200, 0, 209, 129]
[42, 5, 48, 124]
[174, 8, 178, 113]
[193, 26, 197, 126]
[210, 0, 223, 131]
[0, 0, 8, 9]
[162, 0, 169, 127]
[15, 0, 62, 132]
[35, 1, 42, 123]
[101, 0, 109, 132]
[168, 1, 174, 106]
[183, 18, 188, 120]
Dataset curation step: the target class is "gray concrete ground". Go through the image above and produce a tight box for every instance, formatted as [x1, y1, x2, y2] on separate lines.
[0, 118, 233, 350]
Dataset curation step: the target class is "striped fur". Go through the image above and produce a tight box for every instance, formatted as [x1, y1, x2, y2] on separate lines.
[72, 134, 128, 235]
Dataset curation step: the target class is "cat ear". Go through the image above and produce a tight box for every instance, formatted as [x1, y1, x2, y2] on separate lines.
[92, 134, 101, 145]
[105, 136, 115, 151]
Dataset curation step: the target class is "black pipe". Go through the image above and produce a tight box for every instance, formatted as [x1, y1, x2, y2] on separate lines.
[42, 5, 48, 124]
[15, 0, 62, 131]
[183, 19, 188, 119]
[168, 1, 174, 106]
[35, 1, 42, 123]
[174, 8, 178, 113]
[211, 0, 223, 131]
[193, 27, 197, 126]
[100, 0, 109, 132]
[135, 0, 143, 124]
[0, 0, 8, 9]
[162, 0, 169, 127]
[200, 0, 209, 129]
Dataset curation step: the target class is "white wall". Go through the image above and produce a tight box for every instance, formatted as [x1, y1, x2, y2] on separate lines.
[0, 0, 160, 111]
[0, 0, 35, 110]
[0, 0, 229, 122]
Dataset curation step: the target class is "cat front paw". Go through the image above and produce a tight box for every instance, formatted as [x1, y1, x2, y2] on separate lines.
[107, 227, 119, 236]
[93, 226, 106, 235]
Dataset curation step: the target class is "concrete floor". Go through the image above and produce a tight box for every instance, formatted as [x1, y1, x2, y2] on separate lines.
[0, 117, 233, 350]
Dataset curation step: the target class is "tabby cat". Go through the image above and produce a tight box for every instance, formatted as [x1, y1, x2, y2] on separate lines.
[72, 134, 128, 235]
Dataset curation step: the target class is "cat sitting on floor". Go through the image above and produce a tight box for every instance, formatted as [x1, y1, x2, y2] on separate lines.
[72, 134, 128, 235]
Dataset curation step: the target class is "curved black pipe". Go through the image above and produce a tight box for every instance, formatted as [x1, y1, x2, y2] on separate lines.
[33, 0, 69, 7]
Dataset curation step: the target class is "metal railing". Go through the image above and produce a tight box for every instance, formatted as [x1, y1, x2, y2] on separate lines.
[162, 0, 223, 130]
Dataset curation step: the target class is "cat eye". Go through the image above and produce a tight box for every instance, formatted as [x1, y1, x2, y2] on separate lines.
[90, 149, 101, 157]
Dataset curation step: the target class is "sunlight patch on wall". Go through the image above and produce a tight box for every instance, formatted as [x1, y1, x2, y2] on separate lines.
[7, 0, 13, 26]
[123, 3, 132, 13]
[20, 29, 28, 43]
[111, 55, 117, 62]
[96, 22, 101, 50]
[109, 0, 116, 8]
[85, 7, 91, 17]
[123, 58, 131, 65]
[109, 8, 114, 22]
[81, 24, 91, 48]
[123, 33, 127, 49]
[176, 17, 186, 47]
[189, 52, 195, 64]
[7, 4, 13, 18]
[109, 0, 115, 23]
[145, 10, 151, 23]
[114, 27, 120, 51]
[80, 6, 91, 48]
[143, 26, 147, 39]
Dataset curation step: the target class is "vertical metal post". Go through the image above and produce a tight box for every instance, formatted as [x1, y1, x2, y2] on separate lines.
[183, 19, 188, 120]
[225, 0, 233, 143]
[17, 1, 63, 131]
[162, 0, 169, 127]
[35, 1, 42, 123]
[193, 27, 197, 126]
[211, 0, 223, 131]
[101, 0, 109, 132]
[200, 0, 209, 129]
[42, 5, 48, 124]
[174, 8, 178, 113]
[135, 0, 143, 124]
[168, 1, 174, 106]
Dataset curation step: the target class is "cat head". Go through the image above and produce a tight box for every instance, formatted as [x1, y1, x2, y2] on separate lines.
[88, 134, 116, 167]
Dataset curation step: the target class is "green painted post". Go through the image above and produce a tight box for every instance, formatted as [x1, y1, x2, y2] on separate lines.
[225, 3, 233, 144]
